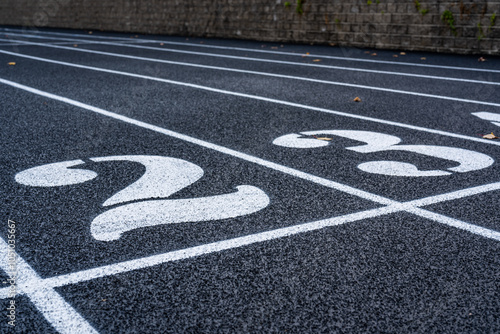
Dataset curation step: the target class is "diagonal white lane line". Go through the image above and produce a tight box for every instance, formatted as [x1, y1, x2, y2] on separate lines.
[3, 33, 500, 86]
[0, 237, 98, 333]
[1, 51, 500, 148]
[2, 42, 500, 108]
[405, 181, 500, 207]
[407, 207, 500, 241]
[0, 77, 499, 333]
[3, 27, 500, 74]
[2, 179, 500, 295]
[2, 76, 500, 240]
[0, 77, 396, 205]
[39, 206, 404, 289]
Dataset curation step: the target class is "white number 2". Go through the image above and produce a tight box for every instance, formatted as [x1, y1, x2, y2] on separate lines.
[15, 155, 270, 241]
[273, 130, 494, 177]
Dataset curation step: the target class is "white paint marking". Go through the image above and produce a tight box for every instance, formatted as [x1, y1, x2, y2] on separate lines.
[1, 52, 500, 148]
[0, 77, 402, 206]
[358, 161, 450, 177]
[1, 79, 499, 252]
[407, 207, 500, 241]
[472, 112, 500, 128]
[405, 181, 500, 207]
[43, 206, 404, 287]
[15, 160, 98, 186]
[5, 184, 500, 292]
[274, 130, 494, 177]
[2, 35, 500, 87]
[4, 45, 499, 111]
[90, 155, 204, 206]
[91, 185, 270, 241]
[3, 27, 500, 74]
[0, 237, 98, 333]
[387, 145, 494, 173]
[1, 77, 500, 329]
[272, 134, 331, 148]
[16, 156, 270, 241]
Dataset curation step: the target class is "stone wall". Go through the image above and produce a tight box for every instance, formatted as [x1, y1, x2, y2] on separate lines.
[0, 0, 499, 54]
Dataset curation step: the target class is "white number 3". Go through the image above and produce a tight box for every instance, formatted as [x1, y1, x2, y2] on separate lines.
[15, 155, 269, 241]
[273, 130, 494, 177]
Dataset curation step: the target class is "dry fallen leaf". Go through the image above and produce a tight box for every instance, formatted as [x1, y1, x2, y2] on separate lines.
[88, 31, 93, 34]
[420, 57, 426, 60]
[393, 55, 398, 58]
[73, 44, 78, 47]
[354, 97, 361, 102]
[315, 137, 332, 141]
[7, 62, 16, 66]
[400, 52, 406, 55]
[160, 43, 164, 46]
[312, 59, 321, 62]
[371, 53, 377, 56]
[483, 132, 498, 139]
[478, 57, 486, 62]
[364, 51, 371, 54]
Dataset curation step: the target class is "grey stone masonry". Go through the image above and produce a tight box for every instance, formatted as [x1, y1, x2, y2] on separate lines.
[0, 0, 498, 54]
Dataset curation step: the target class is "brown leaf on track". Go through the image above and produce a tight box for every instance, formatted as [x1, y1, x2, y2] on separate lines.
[353, 97, 361, 102]
[312, 59, 321, 62]
[400, 52, 406, 55]
[483, 132, 499, 139]
[7, 62, 15, 65]
[371, 53, 377, 56]
[478, 57, 486, 62]
[393, 55, 398, 57]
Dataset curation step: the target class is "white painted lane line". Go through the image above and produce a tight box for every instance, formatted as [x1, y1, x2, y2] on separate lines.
[3, 27, 499, 74]
[4, 187, 500, 292]
[3, 76, 500, 235]
[1, 50, 500, 148]
[2, 42, 500, 110]
[408, 207, 500, 241]
[32, 206, 406, 288]
[0, 76, 499, 318]
[3, 34, 500, 86]
[406, 181, 500, 207]
[0, 77, 396, 206]
[0, 237, 98, 333]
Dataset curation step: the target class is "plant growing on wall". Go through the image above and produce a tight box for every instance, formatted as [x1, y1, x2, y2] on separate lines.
[477, 12, 497, 40]
[414, 1, 428, 15]
[489, 12, 497, 31]
[441, 10, 457, 36]
[296, 0, 304, 14]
